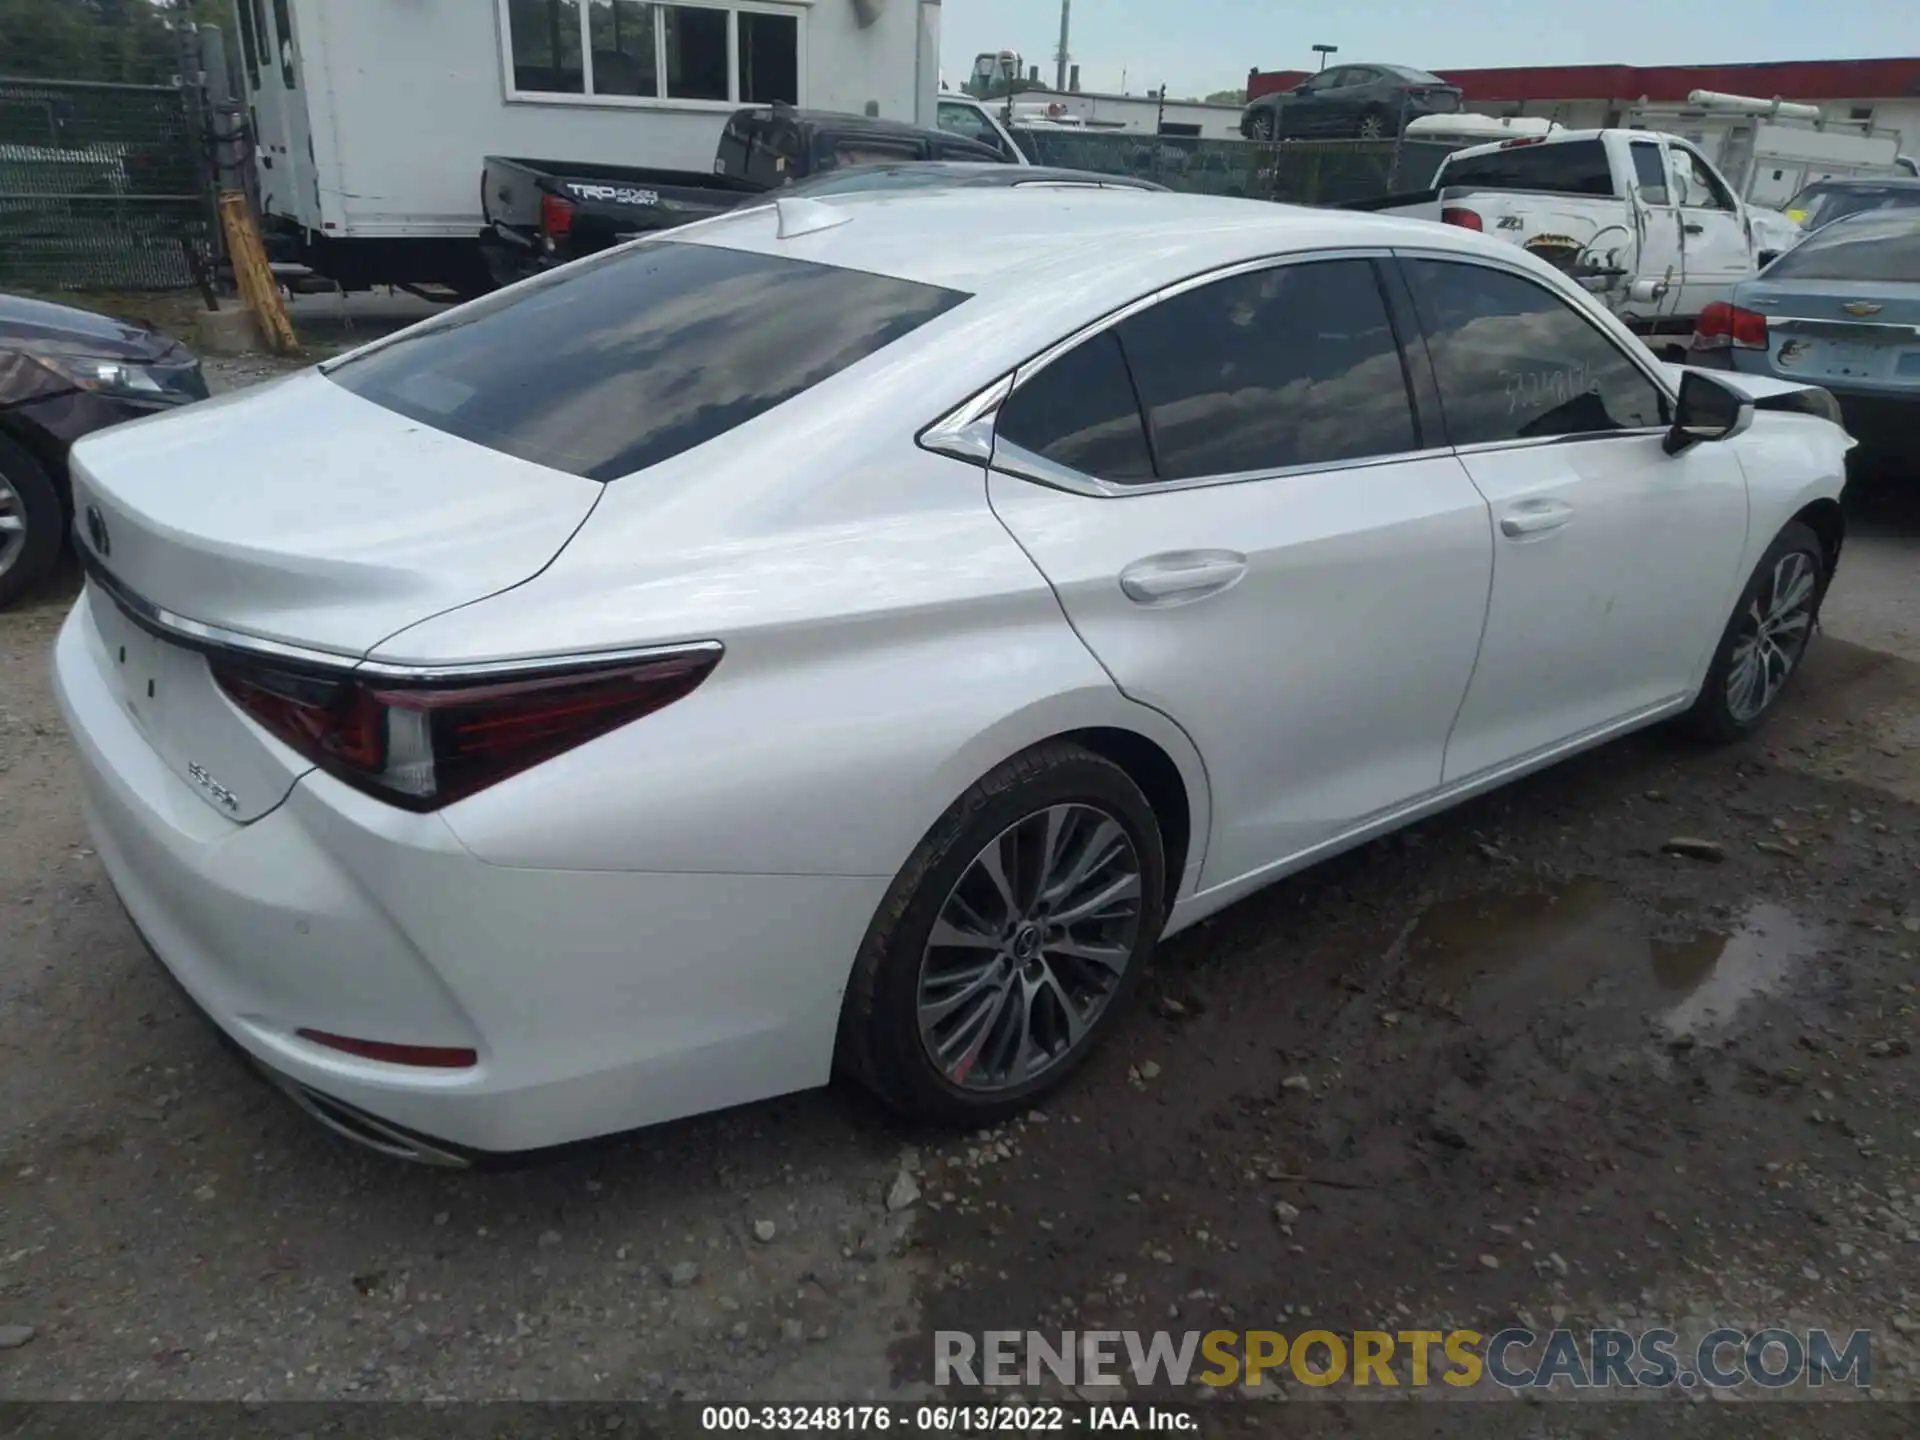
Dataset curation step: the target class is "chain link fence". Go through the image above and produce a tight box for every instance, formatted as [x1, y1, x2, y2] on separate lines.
[0, 76, 216, 292]
[1011, 127, 1460, 206]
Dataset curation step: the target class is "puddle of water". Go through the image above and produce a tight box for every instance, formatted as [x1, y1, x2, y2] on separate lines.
[1407, 883, 1827, 1038]
[1653, 904, 1827, 1039]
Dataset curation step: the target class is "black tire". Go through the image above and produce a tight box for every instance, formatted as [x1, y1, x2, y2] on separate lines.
[0, 434, 65, 610]
[837, 741, 1166, 1125]
[1248, 111, 1276, 142]
[1681, 520, 1829, 743]
[1357, 106, 1391, 140]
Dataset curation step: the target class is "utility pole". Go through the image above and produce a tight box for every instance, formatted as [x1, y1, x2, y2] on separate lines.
[1055, 0, 1071, 92]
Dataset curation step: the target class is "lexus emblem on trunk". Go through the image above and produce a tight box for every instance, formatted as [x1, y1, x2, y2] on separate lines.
[84, 505, 110, 557]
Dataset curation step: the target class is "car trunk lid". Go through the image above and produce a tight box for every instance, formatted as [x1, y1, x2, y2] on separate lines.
[1740, 278, 1920, 389]
[68, 370, 603, 820]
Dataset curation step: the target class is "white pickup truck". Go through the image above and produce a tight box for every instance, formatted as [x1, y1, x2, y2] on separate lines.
[1363, 128, 1765, 351]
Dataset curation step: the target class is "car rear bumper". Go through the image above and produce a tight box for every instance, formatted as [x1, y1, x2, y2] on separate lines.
[52, 597, 887, 1157]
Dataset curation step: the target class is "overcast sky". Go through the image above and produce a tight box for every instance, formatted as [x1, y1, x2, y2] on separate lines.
[940, 0, 1914, 99]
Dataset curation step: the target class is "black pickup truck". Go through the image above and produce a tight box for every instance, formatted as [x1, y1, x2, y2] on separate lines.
[480, 105, 1004, 285]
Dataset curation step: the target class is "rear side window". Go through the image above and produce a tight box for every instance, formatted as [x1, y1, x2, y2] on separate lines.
[1764, 214, 1920, 282]
[1629, 141, 1669, 205]
[998, 332, 1155, 483]
[1406, 259, 1668, 446]
[1440, 139, 1614, 198]
[328, 243, 967, 481]
[1116, 259, 1417, 480]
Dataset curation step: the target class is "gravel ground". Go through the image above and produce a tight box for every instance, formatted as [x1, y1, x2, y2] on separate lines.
[1, 361, 1916, 1418]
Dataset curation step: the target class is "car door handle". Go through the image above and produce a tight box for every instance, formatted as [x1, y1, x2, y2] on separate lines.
[1118, 550, 1248, 605]
[1499, 501, 1574, 538]
[1683, 222, 1705, 235]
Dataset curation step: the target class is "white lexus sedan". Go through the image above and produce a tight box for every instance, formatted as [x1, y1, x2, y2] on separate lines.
[53, 189, 1851, 1164]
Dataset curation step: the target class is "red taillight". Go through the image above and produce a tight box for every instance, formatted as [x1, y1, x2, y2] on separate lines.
[540, 191, 575, 240]
[1442, 206, 1484, 231]
[297, 1030, 478, 1069]
[1694, 300, 1768, 351]
[211, 647, 721, 811]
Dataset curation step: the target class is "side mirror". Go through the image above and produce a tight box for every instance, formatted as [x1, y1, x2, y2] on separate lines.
[1663, 370, 1751, 455]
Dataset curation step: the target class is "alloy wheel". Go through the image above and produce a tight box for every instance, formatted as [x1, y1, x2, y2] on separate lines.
[1358, 114, 1386, 140]
[0, 477, 24, 579]
[916, 804, 1144, 1093]
[1726, 550, 1817, 723]
[1251, 114, 1275, 142]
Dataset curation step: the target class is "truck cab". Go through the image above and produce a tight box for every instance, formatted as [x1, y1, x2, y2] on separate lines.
[1372, 129, 1760, 345]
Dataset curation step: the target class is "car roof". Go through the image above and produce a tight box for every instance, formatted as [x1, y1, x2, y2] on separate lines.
[784, 161, 1163, 196]
[676, 185, 1519, 300]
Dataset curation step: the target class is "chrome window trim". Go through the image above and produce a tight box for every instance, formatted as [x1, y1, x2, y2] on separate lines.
[80, 548, 723, 683]
[1450, 426, 1671, 460]
[994, 438, 1462, 500]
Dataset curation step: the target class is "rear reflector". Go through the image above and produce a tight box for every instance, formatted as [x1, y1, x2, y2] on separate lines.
[212, 645, 721, 811]
[1442, 206, 1484, 231]
[297, 1030, 478, 1069]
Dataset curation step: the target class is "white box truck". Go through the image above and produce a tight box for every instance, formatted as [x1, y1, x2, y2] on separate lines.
[225, 0, 941, 294]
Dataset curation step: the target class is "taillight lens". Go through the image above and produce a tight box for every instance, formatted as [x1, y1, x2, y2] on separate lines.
[540, 191, 575, 240]
[297, 1030, 478, 1069]
[1442, 206, 1483, 231]
[211, 648, 720, 811]
[1694, 300, 1769, 351]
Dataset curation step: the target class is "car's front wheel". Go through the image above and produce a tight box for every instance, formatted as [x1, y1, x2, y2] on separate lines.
[1682, 520, 1829, 741]
[0, 435, 64, 610]
[1248, 110, 1276, 142]
[838, 742, 1166, 1124]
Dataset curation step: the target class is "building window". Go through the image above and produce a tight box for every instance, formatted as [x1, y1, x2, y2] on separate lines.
[503, 0, 801, 106]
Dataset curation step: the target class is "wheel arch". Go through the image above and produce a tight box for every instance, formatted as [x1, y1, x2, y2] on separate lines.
[1790, 496, 1845, 581]
[920, 690, 1213, 909]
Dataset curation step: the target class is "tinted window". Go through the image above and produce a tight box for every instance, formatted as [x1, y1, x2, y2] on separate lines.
[270, 0, 296, 86]
[1764, 214, 1920, 282]
[508, 0, 584, 93]
[1629, 141, 1669, 205]
[234, 0, 260, 88]
[587, 0, 657, 98]
[738, 11, 798, 104]
[997, 332, 1155, 483]
[328, 243, 968, 482]
[663, 5, 729, 100]
[1440, 139, 1614, 198]
[1117, 259, 1417, 480]
[1407, 259, 1668, 446]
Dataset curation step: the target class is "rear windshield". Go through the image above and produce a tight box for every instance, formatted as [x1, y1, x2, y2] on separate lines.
[1764, 213, 1920, 283]
[1787, 183, 1920, 232]
[327, 242, 966, 481]
[1439, 139, 1614, 198]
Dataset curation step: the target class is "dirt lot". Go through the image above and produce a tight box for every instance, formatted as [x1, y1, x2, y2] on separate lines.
[1, 363, 1916, 1419]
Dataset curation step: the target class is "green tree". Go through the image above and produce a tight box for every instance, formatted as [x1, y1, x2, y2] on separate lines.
[1205, 87, 1248, 105]
[0, 0, 200, 84]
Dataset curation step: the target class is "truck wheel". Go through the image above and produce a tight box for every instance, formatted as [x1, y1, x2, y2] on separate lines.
[0, 435, 64, 610]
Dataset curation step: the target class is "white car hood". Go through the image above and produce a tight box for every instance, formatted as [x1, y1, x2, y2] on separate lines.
[68, 370, 603, 657]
